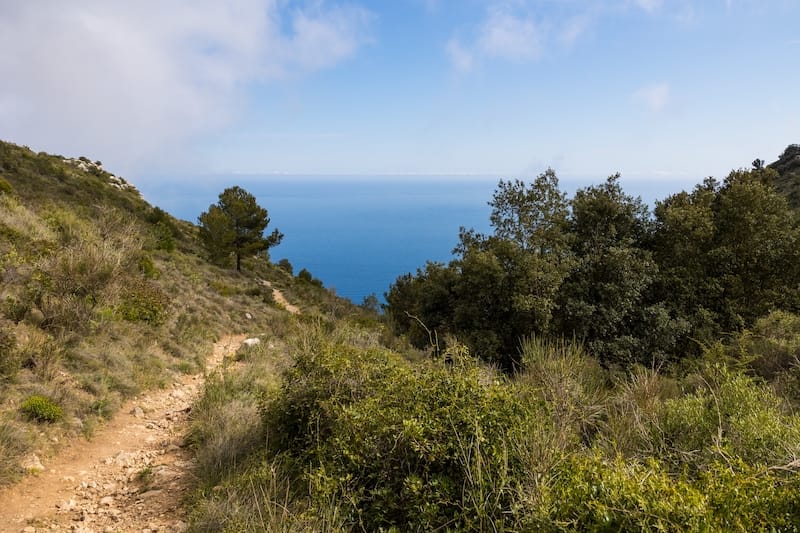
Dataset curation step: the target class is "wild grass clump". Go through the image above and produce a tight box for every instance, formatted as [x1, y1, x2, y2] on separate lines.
[0, 320, 20, 380]
[0, 421, 30, 485]
[187, 372, 265, 486]
[21, 394, 64, 422]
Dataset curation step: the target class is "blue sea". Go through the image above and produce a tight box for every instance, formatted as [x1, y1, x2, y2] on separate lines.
[140, 175, 694, 304]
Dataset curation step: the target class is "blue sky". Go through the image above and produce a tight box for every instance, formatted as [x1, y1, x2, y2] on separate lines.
[1, 1, 798, 185]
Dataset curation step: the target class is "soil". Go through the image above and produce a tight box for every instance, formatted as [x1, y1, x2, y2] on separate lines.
[0, 334, 248, 533]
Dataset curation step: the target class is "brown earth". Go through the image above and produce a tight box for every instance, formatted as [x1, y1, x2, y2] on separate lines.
[0, 334, 248, 533]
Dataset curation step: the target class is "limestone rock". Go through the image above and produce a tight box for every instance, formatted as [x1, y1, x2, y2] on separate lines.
[241, 337, 260, 348]
[22, 453, 45, 472]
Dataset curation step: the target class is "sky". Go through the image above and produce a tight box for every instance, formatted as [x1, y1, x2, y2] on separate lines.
[0, 0, 798, 186]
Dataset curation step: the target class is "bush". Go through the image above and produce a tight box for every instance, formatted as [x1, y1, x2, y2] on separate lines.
[297, 268, 323, 287]
[151, 222, 176, 252]
[277, 258, 293, 276]
[21, 394, 64, 422]
[736, 311, 800, 402]
[533, 453, 710, 531]
[658, 363, 800, 471]
[266, 334, 532, 531]
[116, 278, 169, 325]
[137, 254, 161, 279]
[0, 176, 12, 195]
[187, 372, 263, 485]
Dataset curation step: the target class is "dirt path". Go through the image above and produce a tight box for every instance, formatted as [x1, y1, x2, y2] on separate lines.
[0, 334, 248, 533]
[258, 280, 300, 315]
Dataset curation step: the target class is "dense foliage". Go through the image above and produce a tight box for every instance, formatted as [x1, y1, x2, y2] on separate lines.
[190, 318, 800, 532]
[386, 162, 800, 370]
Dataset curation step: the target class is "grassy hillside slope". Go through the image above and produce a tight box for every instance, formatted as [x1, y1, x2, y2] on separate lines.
[0, 140, 366, 487]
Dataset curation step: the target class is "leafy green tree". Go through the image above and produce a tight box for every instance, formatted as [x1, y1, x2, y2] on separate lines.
[711, 168, 800, 326]
[651, 179, 721, 346]
[652, 169, 800, 343]
[388, 171, 574, 368]
[556, 174, 684, 367]
[198, 186, 283, 271]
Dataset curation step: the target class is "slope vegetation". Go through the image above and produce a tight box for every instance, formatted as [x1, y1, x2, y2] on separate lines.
[0, 141, 360, 496]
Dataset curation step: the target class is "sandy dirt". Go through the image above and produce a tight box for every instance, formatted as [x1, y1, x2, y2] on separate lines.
[0, 334, 248, 533]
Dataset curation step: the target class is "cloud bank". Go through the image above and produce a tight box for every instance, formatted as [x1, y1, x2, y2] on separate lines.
[0, 0, 372, 173]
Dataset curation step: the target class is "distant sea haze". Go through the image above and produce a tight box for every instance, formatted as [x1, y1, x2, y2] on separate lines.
[142, 175, 696, 304]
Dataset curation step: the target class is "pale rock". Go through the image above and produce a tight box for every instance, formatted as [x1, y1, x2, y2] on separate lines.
[131, 406, 145, 418]
[22, 453, 45, 472]
[245, 312, 253, 320]
[58, 498, 77, 511]
[137, 489, 163, 500]
[99, 496, 114, 506]
[241, 337, 260, 348]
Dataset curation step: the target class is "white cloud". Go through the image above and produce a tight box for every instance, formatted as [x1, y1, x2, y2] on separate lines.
[445, 3, 542, 71]
[478, 7, 542, 61]
[634, 82, 671, 112]
[0, 0, 372, 174]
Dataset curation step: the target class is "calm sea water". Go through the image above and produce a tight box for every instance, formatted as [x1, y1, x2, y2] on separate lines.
[140, 175, 693, 304]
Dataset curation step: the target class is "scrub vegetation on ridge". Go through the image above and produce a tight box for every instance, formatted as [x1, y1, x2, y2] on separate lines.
[0, 140, 361, 490]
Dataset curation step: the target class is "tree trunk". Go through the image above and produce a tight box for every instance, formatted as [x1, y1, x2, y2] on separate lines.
[236, 253, 241, 271]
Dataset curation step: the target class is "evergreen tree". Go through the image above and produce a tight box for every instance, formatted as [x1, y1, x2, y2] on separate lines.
[198, 186, 283, 271]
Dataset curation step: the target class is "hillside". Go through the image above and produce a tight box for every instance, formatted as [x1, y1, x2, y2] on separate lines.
[2, 141, 800, 532]
[0, 141, 365, 497]
[769, 144, 800, 209]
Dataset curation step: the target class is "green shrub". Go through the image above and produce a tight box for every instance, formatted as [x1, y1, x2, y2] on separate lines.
[277, 258, 293, 275]
[266, 335, 531, 531]
[658, 363, 800, 471]
[700, 460, 800, 531]
[137, 253, 161, 279]
[151, 222, 176, 252]
[187, 373, 263, 486]
[297, 268, 323, 287]
[210, 280, 237, 297]
[518, 336, 608, 447]
[736, 311, 800, 403]
[116, 278, 169, 325]
[21, 394, 64, 422]
[533, 452, 710, 531]
[0, 176, 12, 195]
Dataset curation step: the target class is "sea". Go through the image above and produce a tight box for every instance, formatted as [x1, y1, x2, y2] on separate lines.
[139, 175, 695, 305]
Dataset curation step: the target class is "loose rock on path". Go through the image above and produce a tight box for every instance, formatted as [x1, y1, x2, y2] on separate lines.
[0, 334, 247, 533]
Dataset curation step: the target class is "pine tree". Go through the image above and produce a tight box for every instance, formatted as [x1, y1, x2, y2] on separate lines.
[198, 186, 283, 271]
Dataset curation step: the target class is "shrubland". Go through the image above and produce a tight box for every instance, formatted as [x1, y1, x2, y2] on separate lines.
[3, 139, 800, 531]
[0, 140, 355, 487]
[186, 145, 800, 531]
[187, 314, 800, 531]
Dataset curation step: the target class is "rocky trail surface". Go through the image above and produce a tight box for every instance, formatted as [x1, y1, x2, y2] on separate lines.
[0, 334, 248, 533]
